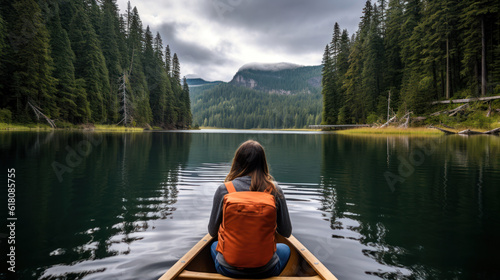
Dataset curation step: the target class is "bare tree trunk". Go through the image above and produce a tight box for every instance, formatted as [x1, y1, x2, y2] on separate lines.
[481, 16, 486, 96]
[446, 37, 450, 99]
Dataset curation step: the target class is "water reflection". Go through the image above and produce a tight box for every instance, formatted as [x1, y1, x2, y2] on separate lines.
[0, 132, 191, 280]
[0, 131, 499, 280]
[320, 134, 500, 280]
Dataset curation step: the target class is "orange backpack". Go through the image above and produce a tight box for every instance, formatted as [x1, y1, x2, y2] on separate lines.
[216, 181, 277, 268]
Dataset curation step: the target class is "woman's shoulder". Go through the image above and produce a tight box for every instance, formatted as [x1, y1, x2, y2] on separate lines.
[272, 182, 285, 196]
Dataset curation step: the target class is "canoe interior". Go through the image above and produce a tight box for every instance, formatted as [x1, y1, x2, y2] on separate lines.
[181, 234, 318, 279]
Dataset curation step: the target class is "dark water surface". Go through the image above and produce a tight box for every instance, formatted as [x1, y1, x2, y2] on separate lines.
[1, 130, 499, 280]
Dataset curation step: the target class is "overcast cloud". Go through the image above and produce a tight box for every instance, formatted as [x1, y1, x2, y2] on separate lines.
[116, 0, 365, 81]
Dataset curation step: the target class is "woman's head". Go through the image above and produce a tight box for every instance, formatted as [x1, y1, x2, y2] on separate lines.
[226, 140, 276, 193]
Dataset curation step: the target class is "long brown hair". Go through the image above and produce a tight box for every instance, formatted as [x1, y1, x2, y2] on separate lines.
[225, 140, 277, 194]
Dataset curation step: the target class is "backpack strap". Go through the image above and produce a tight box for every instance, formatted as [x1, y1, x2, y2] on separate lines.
[224, 181, 236, 193]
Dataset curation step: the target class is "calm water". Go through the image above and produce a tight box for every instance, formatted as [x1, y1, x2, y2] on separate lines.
[1, 130, 499, 280]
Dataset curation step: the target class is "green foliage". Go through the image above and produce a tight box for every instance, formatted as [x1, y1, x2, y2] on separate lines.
[0, 108, 12, 123]
[192, 84, 322, 129]
[0, 0, 191, 128]
[322, 0, 500, 124]
[69, 7, 110, 123]
[8, 0, 58, 121]
[47, 1, 83, 123]
[231, 65, 322, 93]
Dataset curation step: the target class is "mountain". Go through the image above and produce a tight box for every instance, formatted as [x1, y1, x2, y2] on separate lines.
[191, 83, 322, 129]
[186, 77, 223, 87]
[189, 62, 323, 128]
[229, 62, 322, 94]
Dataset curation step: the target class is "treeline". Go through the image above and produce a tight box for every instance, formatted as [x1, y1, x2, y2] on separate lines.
[231, 66, 322, 93]
[192, 84, 322, 129]
[322, 0, 500, 124]
[0, 0, 191, 128]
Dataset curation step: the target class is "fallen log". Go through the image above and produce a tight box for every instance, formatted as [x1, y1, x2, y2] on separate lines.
[28, 101, 56, 128]
[485, 128, 500, 134]
[398, 112, 412, 128]
[429, 125, 456, 134]
[449, 104, 469, 117]
[439, 122, 455, 129]
[379, 115, 397, 128]
[458, 129, 483, 135]
[486, 102, 492, 117]
[430, 109, 448, 116]
[431, 95, 500, 104]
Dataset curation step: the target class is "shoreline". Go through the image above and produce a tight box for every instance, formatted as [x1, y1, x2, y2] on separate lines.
[0, 123, 146, 132]
[2, 123, 499, 136]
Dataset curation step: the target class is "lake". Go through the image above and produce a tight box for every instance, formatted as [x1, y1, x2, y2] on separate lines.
[1, 130, 499, 280]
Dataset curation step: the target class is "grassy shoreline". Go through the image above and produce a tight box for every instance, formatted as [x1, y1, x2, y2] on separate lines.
[2, 123, 498, 135]
[0, 123, 144, 132]
[334, 127, 444, 135]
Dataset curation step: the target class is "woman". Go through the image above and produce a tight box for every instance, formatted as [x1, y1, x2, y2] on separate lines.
[208, 140, 292, 278]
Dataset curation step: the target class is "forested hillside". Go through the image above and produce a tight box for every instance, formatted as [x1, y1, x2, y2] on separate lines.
[321, 0, 500, 125]
[191, 83, 322, 129]
[186, 78, 222, 87]
[230, 63, 322, 94]
[0, 0, 191, 128]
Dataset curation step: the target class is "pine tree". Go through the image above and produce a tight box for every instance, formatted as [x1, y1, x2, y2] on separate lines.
[384, 0, 404, 106]
[330, 22, 341, 63]
[69, 7, 110, 122]
[360, 3, 385, 117]
[126, 6, 152, 125]
[47, 1, 89, 123]
[154, 32, 164, 64]
[101, 0, 122, 123]
[86, 0, 102, 36]
[0, 13, 6, 99]
[165, 45, 171, 76]
[182, 76, 192, 127]
[171, 53, 183, 126]
[172, 53, 181, 85]
[144, 26, 167, 126]
[8, 0, 58, 121]
[460, 0, 500, 96]
[321, 45, 336, 124]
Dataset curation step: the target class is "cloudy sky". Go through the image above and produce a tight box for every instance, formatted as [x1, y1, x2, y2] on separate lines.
[116, 0, 365, 82]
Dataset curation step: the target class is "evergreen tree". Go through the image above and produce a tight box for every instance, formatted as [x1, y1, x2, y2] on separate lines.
[360, 3, 385, 117]
[330, 22, 341, 62]
[321, 45, 336, 124]
[0, 13, 6, 98]
[460, 0, 500, 96]
[144, 26, 168, 126]
[69, 7, 110, 122]
[165, 45, 171, 76]
[86, 0, 102, 36]
[127, 6, 152, 125]
[47, 2, 89, 122]
[172, 53, 181, 85]
[182, 77, 192, 127]
[171, 53, 183, 126]
[154, 32, 164, 64]
[384, 0, 404, 107]
[101, 0, 122, 122]
[0, 0, 191, 127]
[8, 0, 58, 121]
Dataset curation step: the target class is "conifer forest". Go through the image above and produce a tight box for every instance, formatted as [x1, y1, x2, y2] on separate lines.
[321, 0, 500, 125]
[0, 0, 192, 129]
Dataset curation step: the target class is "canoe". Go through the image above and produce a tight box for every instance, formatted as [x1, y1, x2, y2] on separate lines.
[158, 233, 338, 280]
